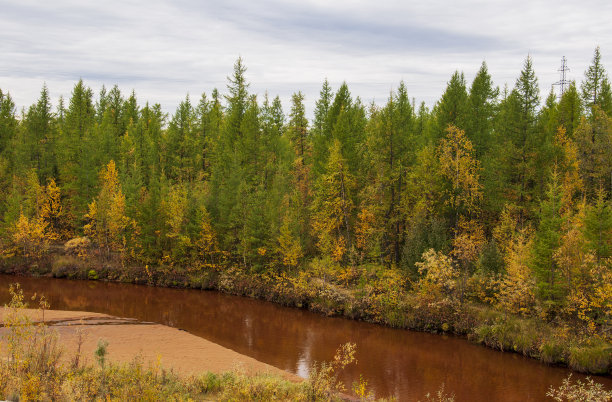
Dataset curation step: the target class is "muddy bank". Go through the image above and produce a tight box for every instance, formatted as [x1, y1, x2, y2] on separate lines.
[0, 307, 301, 381]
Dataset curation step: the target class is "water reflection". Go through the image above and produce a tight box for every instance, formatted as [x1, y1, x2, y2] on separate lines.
[0, 274, 610, 401]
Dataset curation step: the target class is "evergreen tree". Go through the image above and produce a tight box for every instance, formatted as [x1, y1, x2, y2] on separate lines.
[311, 140, 354, 263]
[583, 187, 612, 261]
[59, 79, 96, 225]
[466, 62, 499, 156]
[581, 46, 610, 111]
[434, 71, 468, 142]
[531, 168, 564, 306]
[574, 108, 612, 195]
[287, 92, 309, 159]
[361, 84, 413, 264]
[311, 80, 334, 179]
[164, 95, 201, 182]
[556, 81, 582, 138]
[496, 56, 541, 223]
[0, 90, 18, 166]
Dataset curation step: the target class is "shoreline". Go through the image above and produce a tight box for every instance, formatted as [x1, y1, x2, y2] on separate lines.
[0, 307, 302, 382]
[1, 257, 611, 377]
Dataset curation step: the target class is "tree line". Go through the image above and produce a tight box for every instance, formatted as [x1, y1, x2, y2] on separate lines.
[0, 48, 610, 328]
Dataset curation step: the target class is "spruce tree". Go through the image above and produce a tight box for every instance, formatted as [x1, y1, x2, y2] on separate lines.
[556, 81, 582, 138]
[531, 168, 564, 307]
[581, 46, 610, 111]
[467, 62, 498, 157]
[434, 71, 468, 142]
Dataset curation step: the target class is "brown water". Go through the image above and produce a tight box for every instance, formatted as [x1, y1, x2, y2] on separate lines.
[0, 274, 610, 401]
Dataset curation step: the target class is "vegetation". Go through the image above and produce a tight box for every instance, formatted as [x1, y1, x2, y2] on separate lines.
[547, 374, 612, 402]
[0, 49, 611, 374]
[1, 284, 392, 401]
[3, 285, 610, 401]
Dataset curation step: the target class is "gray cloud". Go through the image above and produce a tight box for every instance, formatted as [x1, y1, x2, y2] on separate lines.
[1, 0, 611, 117]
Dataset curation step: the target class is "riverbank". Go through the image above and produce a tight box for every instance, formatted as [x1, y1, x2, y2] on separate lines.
[2, 252, 611, 376]
[0, 307, 301, 380]
[0, 299, 370, 401]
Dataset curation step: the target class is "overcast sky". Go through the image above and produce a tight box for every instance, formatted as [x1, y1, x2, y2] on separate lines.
[1, 0, 612, 117]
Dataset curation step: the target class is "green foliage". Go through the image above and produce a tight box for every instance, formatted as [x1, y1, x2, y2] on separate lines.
[581, 46, 611, 112]
[434, 71, 468, 141]
[95, 339, 109, 368]
[1, 54, 612, 370]
[466, 62, 499, 156]
[583, 187, 612, 261]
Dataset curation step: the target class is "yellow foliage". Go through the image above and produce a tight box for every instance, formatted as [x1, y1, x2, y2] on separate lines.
[64, 237, 91, 258]
[277, 217, 303, 268]
[84, 161, 139, 259]
[355, 206, 377, 261]
[452, 217, 485, 264]
[415, 249, 459, 300]
[554, 127, 583, 214]
[38, 178, 69, 240]
[162, 185, 187, 241]
[331, 236, 347, 262]
[438, 125, 482, 215]
[498, 230, 535, 315]
[194, 207, 224, 271]
[562, 257, 612, 338]
[493, 203, 525, 257]
[311, 140, 354, 263]
[7, 213, 49, 259]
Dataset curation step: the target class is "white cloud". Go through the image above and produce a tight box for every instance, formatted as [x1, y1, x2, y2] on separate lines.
[1, 0, 611, 117]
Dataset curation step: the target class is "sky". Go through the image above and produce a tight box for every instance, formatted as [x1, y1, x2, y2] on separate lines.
[1, 0, 612, 118]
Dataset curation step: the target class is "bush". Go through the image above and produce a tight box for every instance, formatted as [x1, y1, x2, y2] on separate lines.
[64, 237, 91, 257]
[51, 255, 86, 278]
[547, 374, 612, 401]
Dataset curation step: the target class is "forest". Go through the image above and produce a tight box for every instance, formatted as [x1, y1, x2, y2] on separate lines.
[0, 48, 610, 373]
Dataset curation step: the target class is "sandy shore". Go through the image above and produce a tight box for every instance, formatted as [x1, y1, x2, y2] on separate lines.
[0, 307, 301, 381]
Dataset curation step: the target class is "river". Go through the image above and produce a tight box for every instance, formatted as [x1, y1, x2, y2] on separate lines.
[0, 274, 610, 401]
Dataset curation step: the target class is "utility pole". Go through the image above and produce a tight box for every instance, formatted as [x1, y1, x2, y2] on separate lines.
[553, 56, 570, 99]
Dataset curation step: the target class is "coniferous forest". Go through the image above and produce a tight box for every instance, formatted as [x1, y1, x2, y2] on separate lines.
[0, 49, 611, 374]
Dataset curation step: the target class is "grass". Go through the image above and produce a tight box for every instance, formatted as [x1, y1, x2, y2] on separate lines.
[2, 251, 611, 376]
[0, 284, 396, 401]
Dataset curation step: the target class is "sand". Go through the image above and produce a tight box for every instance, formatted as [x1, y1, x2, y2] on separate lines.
[0, 307, 301, 381]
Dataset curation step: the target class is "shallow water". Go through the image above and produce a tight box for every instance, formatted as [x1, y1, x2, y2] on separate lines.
[0, 274, 610, 401]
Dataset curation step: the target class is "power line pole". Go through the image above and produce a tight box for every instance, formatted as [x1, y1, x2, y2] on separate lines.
[553, 56, 570, 99]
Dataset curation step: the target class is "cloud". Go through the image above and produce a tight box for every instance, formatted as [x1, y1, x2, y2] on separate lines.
[1, 0, 611, 116]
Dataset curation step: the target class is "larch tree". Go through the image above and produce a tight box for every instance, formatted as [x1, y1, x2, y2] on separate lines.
[438, 125, 482, 222]
[311, 140, 355, 263]
[498, 229, 535, 315]
[84, 160, 137, 259]
[39, 178, 69, 240]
